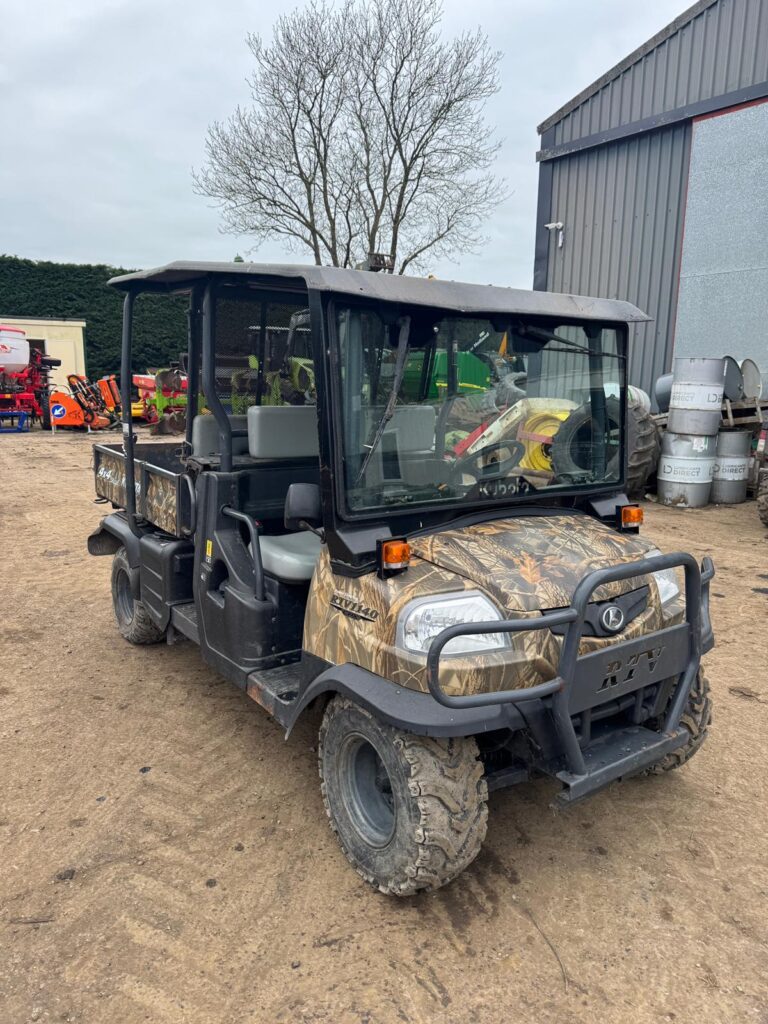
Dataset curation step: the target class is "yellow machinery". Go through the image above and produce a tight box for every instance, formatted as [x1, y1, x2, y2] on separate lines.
[516, 406, 574, 471]
[465, 397, 576, 477]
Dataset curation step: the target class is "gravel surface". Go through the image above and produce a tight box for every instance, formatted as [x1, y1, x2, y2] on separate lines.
[1, 431, 767, 1024]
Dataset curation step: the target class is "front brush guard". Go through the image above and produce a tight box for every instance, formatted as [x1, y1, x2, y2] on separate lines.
[426, 553, 714, 789]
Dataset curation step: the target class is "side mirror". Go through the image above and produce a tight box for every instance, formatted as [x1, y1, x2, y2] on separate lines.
[285, 482, 322, 533]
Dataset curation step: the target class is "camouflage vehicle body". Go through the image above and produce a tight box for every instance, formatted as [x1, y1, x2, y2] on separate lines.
[87, 262, 714, 895]
[304, 515, 679, 698]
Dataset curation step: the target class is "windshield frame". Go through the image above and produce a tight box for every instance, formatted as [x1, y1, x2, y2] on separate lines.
[326, 297, 629, 525]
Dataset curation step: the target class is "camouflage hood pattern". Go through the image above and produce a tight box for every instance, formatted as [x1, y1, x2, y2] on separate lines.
[410, 513, 654, 614]
[304, 512, 668, 697]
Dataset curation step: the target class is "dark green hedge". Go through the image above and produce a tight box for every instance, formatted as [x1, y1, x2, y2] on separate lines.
[0, 255, 188, 380]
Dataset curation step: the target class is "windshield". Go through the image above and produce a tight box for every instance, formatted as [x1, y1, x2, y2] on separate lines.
[334, 305, 625, 515]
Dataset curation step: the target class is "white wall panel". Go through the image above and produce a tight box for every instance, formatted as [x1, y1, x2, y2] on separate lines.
[673, 100, 768, 385]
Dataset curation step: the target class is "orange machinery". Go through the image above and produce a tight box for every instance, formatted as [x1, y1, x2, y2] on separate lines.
[48, 374, 119, 430]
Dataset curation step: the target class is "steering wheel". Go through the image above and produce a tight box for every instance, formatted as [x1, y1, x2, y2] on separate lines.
[448, 439, 526, 485]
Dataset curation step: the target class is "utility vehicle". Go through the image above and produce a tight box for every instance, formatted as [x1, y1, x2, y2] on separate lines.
[88, 262, 714, 895]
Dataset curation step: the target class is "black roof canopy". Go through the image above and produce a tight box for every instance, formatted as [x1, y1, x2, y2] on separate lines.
[109, 261, 650, 324]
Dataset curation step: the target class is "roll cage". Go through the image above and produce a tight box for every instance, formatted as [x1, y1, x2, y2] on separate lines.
[111, 262, 651, 573]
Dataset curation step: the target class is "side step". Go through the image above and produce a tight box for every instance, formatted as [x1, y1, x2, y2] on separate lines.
[552, 725, 689, 807]
[170, 603, 199, 644]
[245, 664, 302, 728]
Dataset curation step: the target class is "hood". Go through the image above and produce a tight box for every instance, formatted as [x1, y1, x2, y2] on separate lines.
[410, 514, 653, 614]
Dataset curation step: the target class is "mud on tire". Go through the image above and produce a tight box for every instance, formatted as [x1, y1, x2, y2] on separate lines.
[111, 546, 166, 645]
[318, 696, 488, 896]
[626, 396, 660, 497]
[645, 671, 711, 774]
[757, 471, 768, 528]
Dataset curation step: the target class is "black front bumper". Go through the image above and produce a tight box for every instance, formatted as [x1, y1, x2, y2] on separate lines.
[425, 552, 715, 805]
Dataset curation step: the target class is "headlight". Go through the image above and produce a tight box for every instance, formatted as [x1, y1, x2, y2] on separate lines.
[645, 548, 681, 607]
[396, 591, 510, 656]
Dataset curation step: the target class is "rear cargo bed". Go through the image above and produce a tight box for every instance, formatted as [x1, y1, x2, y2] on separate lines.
[94, 442, 192, 537]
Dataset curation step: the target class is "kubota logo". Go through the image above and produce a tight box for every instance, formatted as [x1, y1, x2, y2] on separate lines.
[599, 605, 624, 633]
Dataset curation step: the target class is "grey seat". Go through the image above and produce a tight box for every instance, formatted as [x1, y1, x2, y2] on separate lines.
[191, 414, 249, 456]
[247, 405, 319, 459]
[245, 406, 322, 580]
[259, 532, 322, 582]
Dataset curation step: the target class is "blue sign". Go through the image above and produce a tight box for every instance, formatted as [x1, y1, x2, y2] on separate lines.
[51, 404, 66, 419]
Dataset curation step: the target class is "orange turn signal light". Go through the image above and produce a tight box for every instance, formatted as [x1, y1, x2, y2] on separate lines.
[621, 505, 644, 528]
[377, 539, 411, 576]
[381, 539, 411, 569]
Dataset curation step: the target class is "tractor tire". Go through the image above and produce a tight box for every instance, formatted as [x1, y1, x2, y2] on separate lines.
[626, 397, 660, 497]
[551, 396, 621, 483]
[111, 546, 166, 645]
[757, 471, 768, 528]
[550, 395, 659, 494]
[318, 696, 488, 896]
[644, 671, 711, 775]
[38, 391, 52, 431]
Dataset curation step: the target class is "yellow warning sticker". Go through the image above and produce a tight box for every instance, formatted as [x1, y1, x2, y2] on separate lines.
[205, 539, 213, 558]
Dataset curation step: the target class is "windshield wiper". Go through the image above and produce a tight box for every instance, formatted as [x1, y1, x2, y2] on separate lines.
[356, 315, 411, 484]
[520, 324, 624, 359]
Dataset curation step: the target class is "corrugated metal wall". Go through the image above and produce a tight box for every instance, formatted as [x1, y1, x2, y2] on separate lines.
[545, 121, 691, 392]
[537, 0, 768, 396]
[551, 0, 768, 146]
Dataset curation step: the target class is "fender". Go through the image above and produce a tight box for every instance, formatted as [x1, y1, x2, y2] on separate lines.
[281, 662, 527, 739]
[87, 512, 143, 596]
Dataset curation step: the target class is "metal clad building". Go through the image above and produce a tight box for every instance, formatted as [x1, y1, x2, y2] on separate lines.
[534, 0, 768, 398]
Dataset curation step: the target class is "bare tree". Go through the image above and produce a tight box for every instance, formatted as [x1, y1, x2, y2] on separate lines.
[194, 0, 504, 273]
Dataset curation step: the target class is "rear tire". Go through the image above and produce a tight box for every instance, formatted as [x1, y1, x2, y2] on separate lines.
[551, 396, 621, 483]
[318, 696, 488, 896]
[626, 397, 660, 497]
[757, 471, 768, 528]
[550, 395, 660, 495]
[111, 546, 166, 645]
[645, 671, 711, 774]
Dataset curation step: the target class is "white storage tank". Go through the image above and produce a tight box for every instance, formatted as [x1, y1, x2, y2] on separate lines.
[711, 431, 751, 505]
[667, 357, 724, 435]
[657, 432, 716, 508]
[0, 325, 30, 373]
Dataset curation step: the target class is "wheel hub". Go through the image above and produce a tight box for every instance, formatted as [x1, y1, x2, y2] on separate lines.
[338, 734, 396, 848]
[115, 568, 134, 623]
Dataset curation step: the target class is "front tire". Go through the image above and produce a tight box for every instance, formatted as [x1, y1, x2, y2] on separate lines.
[645, 671, 712, 774]
[318, 696, 488, 896]
[111, 546, 166, 645]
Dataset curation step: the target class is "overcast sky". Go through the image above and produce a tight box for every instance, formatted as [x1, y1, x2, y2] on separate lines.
[2, 0, 689, 287]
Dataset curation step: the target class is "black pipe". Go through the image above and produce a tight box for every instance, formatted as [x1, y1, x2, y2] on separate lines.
[256, 300, 267, 405]
[586, 325, 607, 479]
[446, 323, 458, 398]
[425, 613, 573, 709]
[201, 280, 233, 472]
[184, 285, 204, 450]
[222, 506, 265, 601]
[120, 290, 141, 535]
[425, 551, 710, 779]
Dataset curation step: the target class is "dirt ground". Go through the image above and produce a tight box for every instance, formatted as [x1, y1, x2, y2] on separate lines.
[1, 431, 767, 1024]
